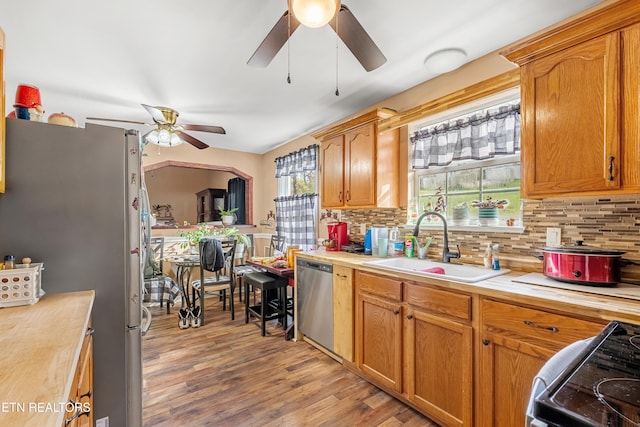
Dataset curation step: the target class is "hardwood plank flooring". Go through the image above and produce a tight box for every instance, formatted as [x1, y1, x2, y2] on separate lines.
[142, 295, 440, 426]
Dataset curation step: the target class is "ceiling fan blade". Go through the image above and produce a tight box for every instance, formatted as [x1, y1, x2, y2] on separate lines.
[183, 124, 226, 134]
[329, 5, 387, 72]
[86, 117, 152, 126]
[177, 131, 209, 149]
[142, 104, 169, 124]
[247, 10, 301, 67]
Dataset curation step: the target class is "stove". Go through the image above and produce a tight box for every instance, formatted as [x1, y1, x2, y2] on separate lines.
[535, 320, 640, 426]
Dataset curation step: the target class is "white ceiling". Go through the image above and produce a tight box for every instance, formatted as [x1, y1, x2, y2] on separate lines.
[2, 0, 601, 154]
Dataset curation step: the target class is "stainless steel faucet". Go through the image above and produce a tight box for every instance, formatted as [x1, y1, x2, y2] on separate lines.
[412, 211, 461, 263]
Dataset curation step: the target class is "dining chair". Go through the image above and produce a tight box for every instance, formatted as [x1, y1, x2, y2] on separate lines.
[191, 238, 237, 326]
[143, 236, 174, 314]
[269, 234, 287, 256]
[234, 234, 260, 303]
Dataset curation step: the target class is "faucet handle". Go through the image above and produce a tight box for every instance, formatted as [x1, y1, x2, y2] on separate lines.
[451, 244, 461, 259]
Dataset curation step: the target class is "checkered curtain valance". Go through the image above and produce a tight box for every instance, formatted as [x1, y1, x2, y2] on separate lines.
[411, 102, 520, 169]
[274, 144, 318, 178]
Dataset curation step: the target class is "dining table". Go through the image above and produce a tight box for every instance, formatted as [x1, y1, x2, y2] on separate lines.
[165, 254, 201, 314]
[245, 259, 294, 279]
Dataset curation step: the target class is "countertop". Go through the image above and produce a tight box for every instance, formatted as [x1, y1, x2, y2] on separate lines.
[0, 290, 95, 426]
[297, 249, 640, 324]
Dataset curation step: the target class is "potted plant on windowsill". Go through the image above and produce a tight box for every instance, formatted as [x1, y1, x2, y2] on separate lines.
[471, 197, 508, 225]
[219, 208, 239, 226]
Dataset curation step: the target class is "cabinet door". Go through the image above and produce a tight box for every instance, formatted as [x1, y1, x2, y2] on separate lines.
[521, 32, 620, 196]
[356, 292, 402, 392]
[333, 265, 353, 362]
[405, 308, 473, 427]
[478, 328, 554, 427]
[478, 299, 605, 427]
[321, 135, 345, 208]
[345, 124, 376, 207]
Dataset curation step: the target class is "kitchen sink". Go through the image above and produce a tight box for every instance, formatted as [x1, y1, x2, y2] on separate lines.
[362, 257, 510, 283]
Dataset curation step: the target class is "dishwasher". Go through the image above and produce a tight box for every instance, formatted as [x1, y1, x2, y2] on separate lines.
[296, 258, 334, 351]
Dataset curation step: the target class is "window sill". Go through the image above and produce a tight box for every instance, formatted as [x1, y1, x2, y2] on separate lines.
[406, 223, 525, 234]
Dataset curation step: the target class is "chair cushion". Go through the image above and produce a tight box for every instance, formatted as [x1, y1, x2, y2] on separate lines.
[192, 276, 232, 290]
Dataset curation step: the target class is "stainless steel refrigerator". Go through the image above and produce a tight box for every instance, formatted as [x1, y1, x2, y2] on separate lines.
[0, 118, 144, 427]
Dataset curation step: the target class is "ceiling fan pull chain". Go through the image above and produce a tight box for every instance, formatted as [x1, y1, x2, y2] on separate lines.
[287, 0, 292, 84]
[335, 11, 340, 96]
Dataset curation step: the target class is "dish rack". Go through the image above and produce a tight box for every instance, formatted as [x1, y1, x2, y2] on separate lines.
[0, 263, 43, 308]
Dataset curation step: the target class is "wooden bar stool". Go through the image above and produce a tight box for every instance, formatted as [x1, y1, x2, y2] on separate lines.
[244, 272, 288, 336]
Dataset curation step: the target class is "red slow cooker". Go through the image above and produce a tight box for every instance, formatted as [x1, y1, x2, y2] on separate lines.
[536, 241, 626, 286]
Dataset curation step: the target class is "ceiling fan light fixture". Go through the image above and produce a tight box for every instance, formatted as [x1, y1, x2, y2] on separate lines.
[423, 48, 468, 74]
[143, 129, 183, 148]
[145, 130, 159, 144]
[292, 0, 340, 28]
[158, 129, 171, 145]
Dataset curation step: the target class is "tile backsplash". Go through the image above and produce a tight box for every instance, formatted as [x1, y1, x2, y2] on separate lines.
[340, 195, 640, 280]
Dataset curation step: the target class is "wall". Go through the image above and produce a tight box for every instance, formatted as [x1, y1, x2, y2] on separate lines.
[142, 142, 263, 225]
[145, 166, 235, 224]
[339, 195, 640, 283]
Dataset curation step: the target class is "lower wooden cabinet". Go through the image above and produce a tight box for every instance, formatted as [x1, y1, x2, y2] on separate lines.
[405, 307, 472, 427]
[333, 265, 354, 362]
[477, 298, 605, 427]
[357, 291, 403, 392]
[355, 271, 473, 426]
[64, 323, 94, 427]
[353, 271, 610, 427]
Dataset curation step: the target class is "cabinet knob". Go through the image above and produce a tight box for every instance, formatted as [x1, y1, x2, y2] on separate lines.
[345, 190, 350, 201]
[86, 327, 95, 337]
[393, 309, 399, 315]
[482, 338, 490, 346]
[338, 191, 343, 203]
[406, 314, 413, 320]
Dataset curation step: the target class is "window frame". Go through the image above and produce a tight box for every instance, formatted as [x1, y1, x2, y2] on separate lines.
[408, 91, 524, 233]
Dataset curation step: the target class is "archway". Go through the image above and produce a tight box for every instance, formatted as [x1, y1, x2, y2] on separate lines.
[143, 160, 254, 225]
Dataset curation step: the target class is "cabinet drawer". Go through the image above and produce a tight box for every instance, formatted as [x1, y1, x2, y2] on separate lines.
[482, 299, 605, 347]
[357, 271, 401, 301]
[405, 282, 471, 321]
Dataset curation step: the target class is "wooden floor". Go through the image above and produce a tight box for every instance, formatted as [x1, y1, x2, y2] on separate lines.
[142, 295, 440, 426]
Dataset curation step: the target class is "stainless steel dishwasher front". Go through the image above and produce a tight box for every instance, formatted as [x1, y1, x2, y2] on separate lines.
[296, 258, 334, 351]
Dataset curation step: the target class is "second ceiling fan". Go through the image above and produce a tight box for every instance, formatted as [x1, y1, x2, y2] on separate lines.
[248, 0, 386, 72]
[87, 104, 225, 150]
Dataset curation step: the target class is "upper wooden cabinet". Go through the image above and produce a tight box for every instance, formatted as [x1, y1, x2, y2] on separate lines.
[314, 109, 403, 209]
[500, 1, 640, 198]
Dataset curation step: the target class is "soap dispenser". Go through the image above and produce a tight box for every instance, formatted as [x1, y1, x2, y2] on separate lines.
[483, 243, 493, 269]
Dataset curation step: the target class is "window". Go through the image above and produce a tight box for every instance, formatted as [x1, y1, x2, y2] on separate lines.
[276, 144, 318, 197]
[278, 169, 317, 197]
[274, 144, 319, 250]
[411, 156, 521, 226]
[410, 97, 521, 228]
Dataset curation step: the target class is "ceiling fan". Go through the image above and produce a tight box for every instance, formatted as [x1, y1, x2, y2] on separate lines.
[86, 104, 225, 149]
[248, 0, 386, 72]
